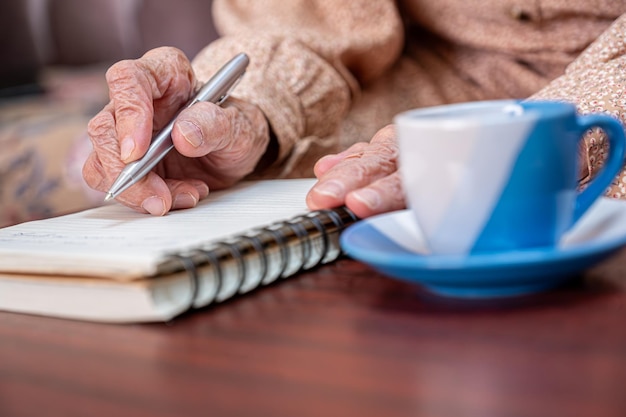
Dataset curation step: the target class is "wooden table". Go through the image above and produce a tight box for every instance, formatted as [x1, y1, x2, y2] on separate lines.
[2, 253, 626, 417]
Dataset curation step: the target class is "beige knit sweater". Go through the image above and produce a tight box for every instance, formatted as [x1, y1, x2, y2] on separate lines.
[192, 0, 626, 196]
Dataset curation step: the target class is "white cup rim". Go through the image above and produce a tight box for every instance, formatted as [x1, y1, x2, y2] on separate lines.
[394, 100, 573, 128]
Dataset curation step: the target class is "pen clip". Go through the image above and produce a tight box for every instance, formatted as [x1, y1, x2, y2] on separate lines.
[215, 71, 245, 105]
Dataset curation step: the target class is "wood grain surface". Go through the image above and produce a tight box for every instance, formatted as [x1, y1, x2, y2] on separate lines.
[2, 254, 626, 417]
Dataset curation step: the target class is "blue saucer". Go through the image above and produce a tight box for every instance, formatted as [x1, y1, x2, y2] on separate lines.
[340, 198, 626, 298]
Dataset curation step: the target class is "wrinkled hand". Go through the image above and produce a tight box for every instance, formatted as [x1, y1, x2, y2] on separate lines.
[306, 125, 406, 218]
[83, 47, 269, 215]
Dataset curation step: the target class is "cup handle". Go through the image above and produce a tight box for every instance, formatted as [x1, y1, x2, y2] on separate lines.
[573, 114, 626, 223]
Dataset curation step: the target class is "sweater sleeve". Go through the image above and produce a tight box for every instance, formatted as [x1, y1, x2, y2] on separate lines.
[190, 0, 404, 166]
[531, 14, 626, 198]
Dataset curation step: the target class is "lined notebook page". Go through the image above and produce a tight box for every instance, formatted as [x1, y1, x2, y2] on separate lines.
[0, 179, 316, 279]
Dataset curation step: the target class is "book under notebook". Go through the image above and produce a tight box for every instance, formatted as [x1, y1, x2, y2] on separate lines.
[0, 179, 358, 322]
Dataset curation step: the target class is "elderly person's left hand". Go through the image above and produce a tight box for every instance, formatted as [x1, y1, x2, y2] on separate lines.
[306, 125, 406, 218]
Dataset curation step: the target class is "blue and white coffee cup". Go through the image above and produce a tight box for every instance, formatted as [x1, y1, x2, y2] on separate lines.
[394, 100, 626, 255]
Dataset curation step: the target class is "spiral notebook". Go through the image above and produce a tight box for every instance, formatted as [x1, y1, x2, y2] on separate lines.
[0, 179, 357, 323]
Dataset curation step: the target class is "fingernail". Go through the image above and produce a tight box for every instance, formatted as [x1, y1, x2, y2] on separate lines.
[178, 120, 203, 148]
[314, 180, 345, 199]
[194, 183, 209, 198]
[120, 136, 135, 161]
[173, 192, 197, 209]
[141, 196, 166, 216]
[352, 188, 381, 210]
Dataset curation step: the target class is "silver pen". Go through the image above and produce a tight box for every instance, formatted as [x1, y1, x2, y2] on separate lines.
[104, 53, 250, 201]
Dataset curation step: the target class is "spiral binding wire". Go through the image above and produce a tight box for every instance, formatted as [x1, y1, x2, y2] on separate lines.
[161, 206, 357, 312]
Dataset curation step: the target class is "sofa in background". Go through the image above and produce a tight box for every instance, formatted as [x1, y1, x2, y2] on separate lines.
[0, 0, 218, 227]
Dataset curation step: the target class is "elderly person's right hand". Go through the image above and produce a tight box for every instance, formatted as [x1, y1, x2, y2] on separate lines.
[83, 47, 270, 216]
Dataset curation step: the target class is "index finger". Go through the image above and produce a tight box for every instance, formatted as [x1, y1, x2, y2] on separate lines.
[307, 125, 398, 208]
[105, 47, 196, 163]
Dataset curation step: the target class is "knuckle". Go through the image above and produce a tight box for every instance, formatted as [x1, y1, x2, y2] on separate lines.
[115, 101, 148, 120]
[170, 48, 192, 70]
[335, 142, 368, 161]
[372, 124, 396, 143]
[341, 161, 369, 182]
[86, 112, 110, 139]
[105, 60, 140, 87]
[375, 141, 399, 161]
[385, 174, 405, 201]
[342, 141, 398, 179]
[369, 174, 405, 209]
[144, 47, 194, 92]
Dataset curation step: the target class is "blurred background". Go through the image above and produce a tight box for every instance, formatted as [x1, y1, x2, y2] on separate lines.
[1, 0, 218, 95]
[0, 0, 219, 227]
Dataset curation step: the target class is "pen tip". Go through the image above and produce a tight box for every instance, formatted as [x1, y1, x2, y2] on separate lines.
[104, 193, 113, 202]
